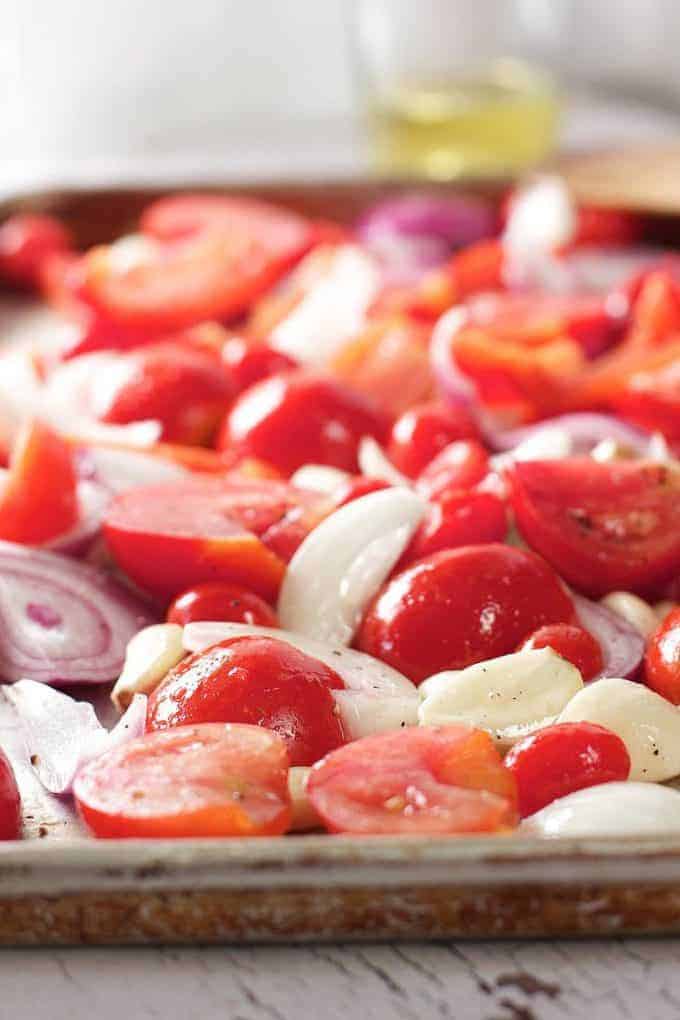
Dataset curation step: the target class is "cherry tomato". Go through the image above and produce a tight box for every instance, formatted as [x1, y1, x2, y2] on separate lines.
[574, 206, 640, 248]
[104, 478, 327, 601]
[357, 544, 575, 684]
[0, 748, 21, 840]
[504, 722, 631, 818]
[416, 439, 490, 500]
[147, 637, 345, 767]
[220, 371, 389, 476]
[387, 401, 479, 478]
[332, 476, 390, 508]
[508, 459, 680, 598]
[166, 582, 278, 627]
[222, 336, 298, 394]
[644, 607, 680, 704]
[100, 342, 234, 445]
[307, 725, 517, 835]
[612, 345, 680, 441]
[0, 214, 72, 289]
[74, 723, 292, 838]
[410, 239, 505, 319]
[400, 490, 507, 567]
[519, 623, 603, 681]
[0, 420, 78, 544]
[624, 271, 680, 353]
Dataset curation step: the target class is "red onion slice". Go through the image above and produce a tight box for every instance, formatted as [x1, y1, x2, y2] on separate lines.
[4, 679, 147, 794]
[0, 541, 155, 684]
[572, 593, 645, 681]
[358, 193, 496, 249]
[481, 413, 651, 456]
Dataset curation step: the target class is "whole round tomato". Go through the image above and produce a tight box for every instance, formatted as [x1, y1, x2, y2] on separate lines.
[399, 490, 507, 567]
[220, 371, 389, 475]
[307, 725, 517, 835]
[415, 440, 490, 501]
[519, 623, 603, 681]
[222, 337, 298, 394]
[332, 476, 390, 508]
[387, 401, 479, 478]
[644, 607, 680, 704]
[166, 582, 278, 627]
[357, 544, 575, 684]
[147, 636, 346, 767]
[0, 214, 72, 289]
[0, 748, 21, 840]
[74, 723, 291, 838]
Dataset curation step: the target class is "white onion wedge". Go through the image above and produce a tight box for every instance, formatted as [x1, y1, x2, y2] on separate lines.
[4, 680, 147, 794]
[558, 677, 680, 782]
[358, 436, 412, 487]
[289, 464, 351, 494]
[502, 175, 576, 256]
[182, 621, 419, 741]
[522, 782, 680, 838]
[83, 445, 187, 493]
[418, 648, 583, 745]
[277, 487, 425, 645]
[288, 766, 321, 832]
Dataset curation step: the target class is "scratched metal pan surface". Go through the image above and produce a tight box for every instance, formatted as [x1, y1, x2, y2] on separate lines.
[2, 182, 680, 946]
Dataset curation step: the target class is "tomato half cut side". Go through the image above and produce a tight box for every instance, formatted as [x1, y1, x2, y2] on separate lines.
[74, 723, 292, 838]
[307, 726, 517, 835]
[0, 748, 21, 840]
[508, 459, 680, 598]
[644, 607, 680, 705]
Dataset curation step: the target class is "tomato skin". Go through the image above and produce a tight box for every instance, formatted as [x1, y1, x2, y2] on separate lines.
[400, 490, 508, 567]
[222, 337, 298, 394]
[416, 440, 490, 500]
[74, 723, 292, 838]
[0, 214, 72, 289]
[644, 608, 680, 704]
[0, 420, 78, 544]
[220, 372, 389, 476]
[333, 476, 390, 508]
[307, 725, 518, 835]
[504, 722, 631, 818]
[411, 239, 505, 319]
[357, 544, 575, 684]
[508, 459, 680, 598]
[147, 637, 346, 767]
[0, 749, 21, 840]
[574, 206, 640, 248]
[387, 401, 479, 478]
[101, 342, 234, 445]
[519, 623, 603, 681]
[166, 582, 278, 627]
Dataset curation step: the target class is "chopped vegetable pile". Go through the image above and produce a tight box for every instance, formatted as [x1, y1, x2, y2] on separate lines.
[0, 179, 678, 841]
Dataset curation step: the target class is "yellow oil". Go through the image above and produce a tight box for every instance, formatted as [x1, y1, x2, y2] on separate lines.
[367, 60, 559, 180]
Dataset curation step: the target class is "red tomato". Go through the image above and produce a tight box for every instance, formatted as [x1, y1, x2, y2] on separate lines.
[387, 401, 480, 478]
[0, 420, 78, 544]
[416, 439, 490, 500]
[0, 748, 21, 840]
[612, 345, 680, 441]
[103, 477, 329, 601]
[504, 722, 631, 818]
[147, 637, 346, 767]
[222, 336, 298, 394]
[411, 239, 505, 319]
[623, 271, 680, 352]
[644, 607, 680, 704]
[400, 490, 507, 567]
[519, 623, 603, 681]
[574, 206, 640, 248]
[220, 372, 389, 476]
[166, 582, 278, 627]
[508, 459, 680, 597]
[307, 725, 517, 835]
[74, 723, 291, 838]
[99, 342, 234, 445]
[0, 214, 72, 289]
[357, 544, 575, 684]
[333, 476, 390, 508]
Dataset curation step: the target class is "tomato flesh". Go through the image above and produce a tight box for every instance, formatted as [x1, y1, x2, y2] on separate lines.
[357, 544, 575, 684]
[508, 459, 680, 597]
[387, 401, 479, 478]
[0, 749, 21, 840]
[166, 582, 278, 627]
[504, 722, 631, 818]
[0, 214, 72, 289]
[307, 725, 517, 835]
[519, 623, 603, 681]
[74, 723, 291, 838]
[147, 637, 346, 767]
[644, 607, 680, 704]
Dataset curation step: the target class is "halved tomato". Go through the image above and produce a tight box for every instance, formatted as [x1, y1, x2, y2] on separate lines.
[0, 214, 72, 290]
[508, 458, 680, 597]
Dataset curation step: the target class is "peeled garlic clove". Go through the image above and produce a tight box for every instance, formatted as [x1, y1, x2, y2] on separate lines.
[112, 623, 185, 712]
[288, 766, 322, 832]
[358, 436, 412, 488]
[558, 676, 680, 782]
[418, 648, 583, 745]
[522, 781, 680, 838]
[601, 591, 658, 639]
[289, 464, 350, 494]
[277, 487, 425, 646]
[182, 621, 418, 741]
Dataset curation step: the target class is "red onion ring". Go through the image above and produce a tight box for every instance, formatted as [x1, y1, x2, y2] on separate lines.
[0, 541, 155, 684]
[572, 592, 645, 681]
[480, 413, 651, 455]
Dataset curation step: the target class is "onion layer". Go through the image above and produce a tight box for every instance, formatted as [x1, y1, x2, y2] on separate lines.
[572, 592, 645, 681]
